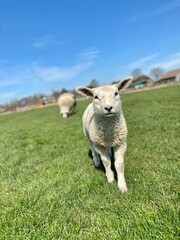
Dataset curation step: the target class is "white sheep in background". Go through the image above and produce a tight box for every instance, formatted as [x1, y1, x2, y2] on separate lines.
[76, 76, 133, 192]
[57, 93, 76, 118]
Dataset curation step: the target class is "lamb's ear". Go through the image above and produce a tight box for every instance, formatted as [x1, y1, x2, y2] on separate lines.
[116, 76, 133, 92]
[75, 87, 94, 97]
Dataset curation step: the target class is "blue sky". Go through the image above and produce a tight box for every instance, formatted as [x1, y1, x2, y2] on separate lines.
[0, 0, 180, 104]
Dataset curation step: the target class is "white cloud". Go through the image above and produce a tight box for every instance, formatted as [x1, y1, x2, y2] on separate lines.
[33, 49, 99, 82]
[129, 53, 159, 69]
[78, 48, 99, 61]
[152, 0, 180, 15]
[132, 0, 180, 21]
[149, 53, 180, 70]
[123, 52, 180, 77]
[0, 92, 17, 101]
[170, 52, 180, 58]
[32, 34, 62, 48]
[0, 48, 99, 88]
[0, 59, 8, 66]
[34, 62, 92, 82]
[0, 70, 23, 87]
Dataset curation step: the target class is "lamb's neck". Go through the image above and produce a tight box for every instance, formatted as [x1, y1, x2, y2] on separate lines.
[94, 111, 121, 128]
[91, 111, 123, 147]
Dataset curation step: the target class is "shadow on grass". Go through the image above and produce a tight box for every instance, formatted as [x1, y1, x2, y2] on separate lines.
[88, 149, 118, 181]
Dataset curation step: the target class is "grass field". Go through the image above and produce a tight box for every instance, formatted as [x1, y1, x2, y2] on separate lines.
[0, 84, 179, 239]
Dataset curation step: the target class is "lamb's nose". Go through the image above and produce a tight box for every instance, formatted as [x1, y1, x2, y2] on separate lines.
[104, 105, 113, 112]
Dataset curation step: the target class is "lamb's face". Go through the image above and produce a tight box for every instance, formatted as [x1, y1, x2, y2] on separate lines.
[60, 106, 69, 118]
[62, 112, 69, 118]
[93, 85, 122, 116]
[76, 76, 133, 117]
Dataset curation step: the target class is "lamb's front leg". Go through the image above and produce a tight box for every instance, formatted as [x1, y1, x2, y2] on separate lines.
[90, 141, 101, 168]
[94, 145, 114, 183]
[114, 144, 128, 192]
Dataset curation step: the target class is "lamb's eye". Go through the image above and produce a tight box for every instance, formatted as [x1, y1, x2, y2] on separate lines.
[115, 92, 118, 96]
[94, 95, 99, 99]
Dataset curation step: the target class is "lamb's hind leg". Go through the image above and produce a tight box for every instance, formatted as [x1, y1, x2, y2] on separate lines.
[114, 144, 127, 192]
[94, 145, 114, 183]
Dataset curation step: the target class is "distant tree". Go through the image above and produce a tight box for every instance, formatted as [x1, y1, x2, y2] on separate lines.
[9, 99, 18, 108]
[60, 88, 68, 94]
[6, 99, 18, 111]
[25, 96, 34, 105]
[131, 69, 142, 79]
[29, 95, 38, 105]
[51, 89, 61, 100]
[111, 80, 118, 85]
[21, 93, 47, 106]
[150, 67, 165, 81]
[17, 98, 28, 107]
[30, 93, 46, 105]
[87, 79, 99, 88]
[71, 89, 80, 98]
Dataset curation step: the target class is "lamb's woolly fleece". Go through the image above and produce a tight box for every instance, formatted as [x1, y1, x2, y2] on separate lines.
[83, 103, 127, 148]
[76, 76, 133, 192]
[57, 93, 76, 117]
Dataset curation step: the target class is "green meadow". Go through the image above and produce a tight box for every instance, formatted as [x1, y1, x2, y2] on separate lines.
[0, 84, 179, 239]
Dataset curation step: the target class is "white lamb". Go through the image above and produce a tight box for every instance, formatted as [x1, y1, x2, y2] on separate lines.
[57, 92, 76, 118]
[76, 76, 133, 192]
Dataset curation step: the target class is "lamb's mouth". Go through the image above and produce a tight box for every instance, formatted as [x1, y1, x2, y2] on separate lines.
[104, 112, 114, 116]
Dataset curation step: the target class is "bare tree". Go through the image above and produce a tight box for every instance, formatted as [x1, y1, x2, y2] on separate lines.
[150, 67, 165, 81]
[60, 88, 68, 94]
[87, 79, 99, 88]
[9, 99, 18, 108]
[131, 69, 142, 79]
[51, 89, 61, 100]
[5, 99, 18, 111]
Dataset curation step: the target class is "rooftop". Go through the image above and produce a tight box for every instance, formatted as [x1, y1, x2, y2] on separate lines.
[160, 69, 180, 80]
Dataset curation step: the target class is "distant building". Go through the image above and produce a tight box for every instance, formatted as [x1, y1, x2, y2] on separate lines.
[0, 105, 6, 113]
[129, 75, 154, 89]
[41, 96, 48, 106]
[156, 69, 180, 84]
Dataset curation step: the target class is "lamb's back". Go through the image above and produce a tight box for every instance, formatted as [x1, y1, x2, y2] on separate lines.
[58, 93, 75, 107]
